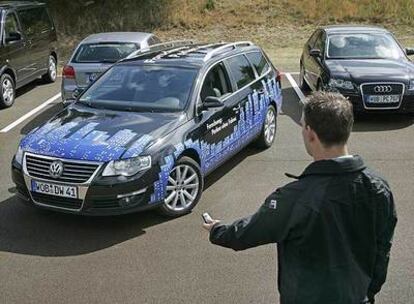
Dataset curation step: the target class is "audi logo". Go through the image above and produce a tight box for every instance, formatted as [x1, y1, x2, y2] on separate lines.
[49, 160, 64, 178]
[374, 85, 392, 93]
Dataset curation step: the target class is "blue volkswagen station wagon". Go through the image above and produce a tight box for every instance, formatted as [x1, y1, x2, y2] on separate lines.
[12, 41, 282, 217]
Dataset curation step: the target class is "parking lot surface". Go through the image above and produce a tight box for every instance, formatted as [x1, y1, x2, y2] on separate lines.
[0, 75, 413, 303]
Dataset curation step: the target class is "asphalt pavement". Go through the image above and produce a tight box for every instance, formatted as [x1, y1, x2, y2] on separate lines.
[0, 74, 413, 304]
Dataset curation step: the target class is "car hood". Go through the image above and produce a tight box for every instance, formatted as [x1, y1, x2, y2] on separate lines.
[326, 59, 414, 83]
[20, 104, 186, 162]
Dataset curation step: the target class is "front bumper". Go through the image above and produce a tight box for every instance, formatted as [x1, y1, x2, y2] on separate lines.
[342, 93, 414, 113]
[12, 159, 163, 216]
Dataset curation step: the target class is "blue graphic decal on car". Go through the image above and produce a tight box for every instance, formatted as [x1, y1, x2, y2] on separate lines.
[149, 77, 281, 204]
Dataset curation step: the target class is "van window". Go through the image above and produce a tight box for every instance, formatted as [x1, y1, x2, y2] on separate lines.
[246, 52, 270, 76]
[4, 13, 20, 44]
[18, 7, 53, 37]
[225, 55, 255, 90]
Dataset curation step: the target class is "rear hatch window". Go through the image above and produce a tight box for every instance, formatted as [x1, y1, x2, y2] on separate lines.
[72, 43, 138, 63]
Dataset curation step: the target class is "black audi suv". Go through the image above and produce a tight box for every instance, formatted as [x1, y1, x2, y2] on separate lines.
[300, 25, 414, 113]
[12, 41, 282, 217]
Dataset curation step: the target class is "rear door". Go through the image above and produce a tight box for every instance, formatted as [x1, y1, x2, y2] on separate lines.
[2, 10, 29, 84]
[17, 6, 52, 76]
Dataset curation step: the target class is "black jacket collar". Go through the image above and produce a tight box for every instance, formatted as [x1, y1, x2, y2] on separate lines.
[286, 155, 366, 179]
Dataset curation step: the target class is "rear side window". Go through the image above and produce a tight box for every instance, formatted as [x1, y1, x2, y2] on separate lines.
[73, 43, 139, 63]
[246, 52, 270, 76]
[18, 7, 53, 37]
[225, 55, 255, 90]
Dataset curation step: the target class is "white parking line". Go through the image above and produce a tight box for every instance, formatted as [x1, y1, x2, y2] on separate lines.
[0, 93, 61, 133]
[284, 73, 306, 104]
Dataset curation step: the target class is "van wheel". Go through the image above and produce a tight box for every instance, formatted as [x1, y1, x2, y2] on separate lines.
[158, 157, 203, 217]
[255, 105, 277, 149]
[0, 74, 15, 108]
[42, 56, 57, 83]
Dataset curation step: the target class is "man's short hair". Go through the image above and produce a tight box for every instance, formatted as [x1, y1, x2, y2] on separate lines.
[303, 92, 353, 147]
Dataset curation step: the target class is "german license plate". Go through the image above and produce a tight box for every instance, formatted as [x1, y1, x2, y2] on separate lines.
[31, 180, 78, 199]
[87, 72, 99, 84]
[367, 95, 400, 104]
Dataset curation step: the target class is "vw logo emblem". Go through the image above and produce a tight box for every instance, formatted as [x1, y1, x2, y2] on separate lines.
[374, 85, 392, 93]
[49, 160, 64, 178]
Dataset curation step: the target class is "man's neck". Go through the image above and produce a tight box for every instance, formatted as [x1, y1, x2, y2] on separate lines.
[312, 145, 350, 161]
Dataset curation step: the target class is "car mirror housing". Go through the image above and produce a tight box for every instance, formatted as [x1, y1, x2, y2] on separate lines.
[203, 96, 224, 109]
[310, 48, 322, 58]
[406, 48, 414, 56]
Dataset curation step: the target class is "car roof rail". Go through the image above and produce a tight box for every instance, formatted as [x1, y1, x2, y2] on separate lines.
[126, 40, 196, 59]
[203, 41, 254, 62]
[175, 42, 227, 56]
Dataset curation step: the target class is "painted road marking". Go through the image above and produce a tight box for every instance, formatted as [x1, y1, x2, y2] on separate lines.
[0, 93, 61, 133]
[284, 73, 306, 104]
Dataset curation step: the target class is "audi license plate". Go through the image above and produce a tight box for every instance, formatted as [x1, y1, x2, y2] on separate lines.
[367, 95, 400, 104]
[31, 180, 78, 199]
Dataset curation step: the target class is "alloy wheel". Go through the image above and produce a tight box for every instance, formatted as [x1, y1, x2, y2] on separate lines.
[164, 164, 200, 212]
[49, 57, 57, 81]
[2, 78, 14, 105]
[264, 107, 276, 145]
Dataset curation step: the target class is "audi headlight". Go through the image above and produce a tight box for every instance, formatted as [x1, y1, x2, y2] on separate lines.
[102, 156, 151, 177]
[329, 78, 354, 90]
[14, 146, 23, 165]
[409, 80, 414, 90]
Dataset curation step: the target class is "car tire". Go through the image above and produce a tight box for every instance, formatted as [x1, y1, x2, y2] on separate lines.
[299, 64, 311, 92]
[158, 156, 204, 217]
[255, 104, 277, 149]
[0, 73, 16, 108]
[42, 55, 57, 83]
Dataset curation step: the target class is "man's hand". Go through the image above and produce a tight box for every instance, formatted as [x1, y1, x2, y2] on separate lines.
[202, 219, 221, 232]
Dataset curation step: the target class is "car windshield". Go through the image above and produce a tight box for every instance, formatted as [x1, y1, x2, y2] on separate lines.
[327, 33, 405, 60]
[73, 43, 138, 63]
[78, 64, 198, 112]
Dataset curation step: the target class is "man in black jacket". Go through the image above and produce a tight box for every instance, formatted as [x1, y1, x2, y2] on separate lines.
[203, 92, 397, 304]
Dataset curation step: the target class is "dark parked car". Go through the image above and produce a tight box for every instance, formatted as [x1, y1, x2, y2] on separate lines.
[300, 25, 414, 113]
[62, 32, 161, 103]
[12, 41, 282, 217]
[0, 1, 58, 108]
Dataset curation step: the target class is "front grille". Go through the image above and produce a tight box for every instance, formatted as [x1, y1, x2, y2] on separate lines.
[31, 192, 83, 210]
[90, 194, 145, 210]
[25, 154, 100, 183]
[361, 83, 404, 109]
[361, 83, 404, 95]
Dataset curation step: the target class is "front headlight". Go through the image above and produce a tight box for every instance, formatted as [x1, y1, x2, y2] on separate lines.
[14, 146, 23, 165]
[409, 80, 414, 90]
[102, 156, 151, 177]
[328, 78, 355, 90]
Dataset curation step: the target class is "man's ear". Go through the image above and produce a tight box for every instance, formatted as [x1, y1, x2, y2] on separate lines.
[307, 126, 317, 143]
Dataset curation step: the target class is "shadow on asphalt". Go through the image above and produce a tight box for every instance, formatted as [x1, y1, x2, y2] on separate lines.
[0, 146, 261, 258]
[0, 195, 171, 257]
[20, 103, 63, 135]
[16, 78, 50, 99]
[353, 113, 413, 132]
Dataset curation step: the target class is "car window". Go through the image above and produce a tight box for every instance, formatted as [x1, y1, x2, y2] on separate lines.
[73, 43, 139, 63]
[79, 65, 198, 112]
[225, 55, 256, 90]
[200, 62, 232, 102]
[245, 52, 270, 76]
[4, 13, 20, 43]
[308, 30, 320, 48]
[314, 32, 325, 52]
[18, 7, 52, 37]
[148, 36, 161, 46]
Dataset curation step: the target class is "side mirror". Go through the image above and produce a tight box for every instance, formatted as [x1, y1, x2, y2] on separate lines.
[406, 48, 414, 56]
[5, 32, 21, 43]
[203, 96, 224, 109]
[310, 48, 322, 58]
